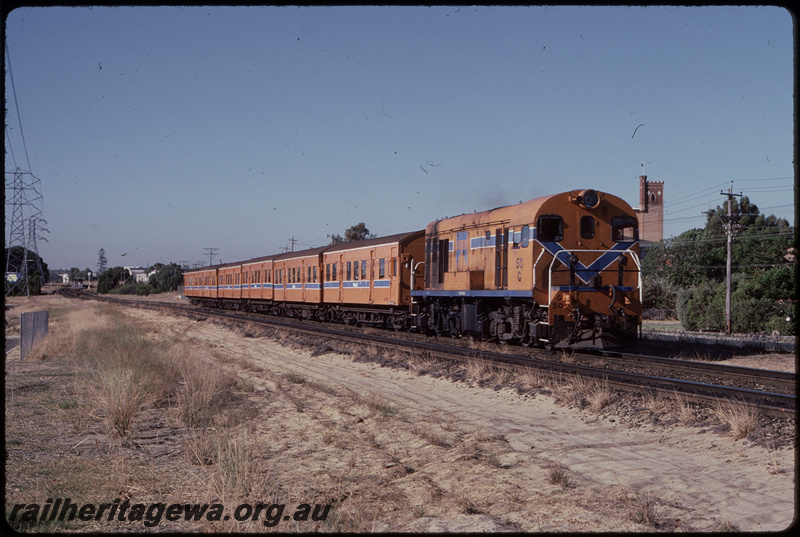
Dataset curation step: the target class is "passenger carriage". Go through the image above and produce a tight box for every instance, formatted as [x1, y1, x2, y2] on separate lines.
[322, 231, 425, 327]
[217, 262, 243, 305]
[183, 265, 219, 302]
[241, 254, 279, 305]
[272, 247, 327, 318]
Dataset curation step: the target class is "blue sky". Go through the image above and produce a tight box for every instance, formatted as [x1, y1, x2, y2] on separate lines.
[4, 6, 794, 271]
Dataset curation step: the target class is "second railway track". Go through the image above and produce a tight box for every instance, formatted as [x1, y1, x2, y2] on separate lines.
[59, 287, 795, 418]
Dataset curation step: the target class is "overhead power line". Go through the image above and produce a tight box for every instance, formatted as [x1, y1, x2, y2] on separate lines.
[5, 41, 33, 173]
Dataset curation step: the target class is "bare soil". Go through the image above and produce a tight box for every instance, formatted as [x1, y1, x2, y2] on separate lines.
[4, 294, 795, 532]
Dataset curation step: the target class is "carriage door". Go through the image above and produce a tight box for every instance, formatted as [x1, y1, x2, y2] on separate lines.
[369, 249, 375, 304]
[495, 228, 508, 289]
[390, 246, 399, 303]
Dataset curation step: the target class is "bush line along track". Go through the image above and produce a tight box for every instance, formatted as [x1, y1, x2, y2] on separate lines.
[59, 288, 795, 418]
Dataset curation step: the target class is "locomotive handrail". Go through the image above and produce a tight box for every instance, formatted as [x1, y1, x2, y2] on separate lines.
[532, 248, 547, 289]
[545, 249, 642, 306]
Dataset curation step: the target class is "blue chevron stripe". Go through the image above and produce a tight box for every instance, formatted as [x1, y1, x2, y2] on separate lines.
[537, 240, 637, 284]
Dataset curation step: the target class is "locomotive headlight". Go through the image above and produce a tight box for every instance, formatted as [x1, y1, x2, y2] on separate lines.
[580, 189, 600, 209]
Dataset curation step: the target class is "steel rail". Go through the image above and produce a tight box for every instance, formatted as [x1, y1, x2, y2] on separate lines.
[59, 288, 795, 417]
[574, 349, 795, 393]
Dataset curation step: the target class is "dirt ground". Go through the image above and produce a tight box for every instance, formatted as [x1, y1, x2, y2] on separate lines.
[4, 294, 796, 532]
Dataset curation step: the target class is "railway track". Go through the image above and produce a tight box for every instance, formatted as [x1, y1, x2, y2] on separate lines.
[58, 287, 795, 417]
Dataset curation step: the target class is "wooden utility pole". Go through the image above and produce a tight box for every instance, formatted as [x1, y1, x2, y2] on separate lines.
[720, 183, 742, 335]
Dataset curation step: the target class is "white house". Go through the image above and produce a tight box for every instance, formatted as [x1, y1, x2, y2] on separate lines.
[124, 267, 150, 284]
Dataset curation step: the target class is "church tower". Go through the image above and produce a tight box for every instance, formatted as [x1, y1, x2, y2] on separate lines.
[634, 175, 664, 244]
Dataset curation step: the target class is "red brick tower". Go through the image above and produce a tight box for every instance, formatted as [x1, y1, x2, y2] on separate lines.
[634, 175, 664, 244]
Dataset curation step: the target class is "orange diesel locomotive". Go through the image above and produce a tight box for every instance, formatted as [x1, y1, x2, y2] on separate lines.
[183, 189, 641, 348]
[412, 189, 641, 347]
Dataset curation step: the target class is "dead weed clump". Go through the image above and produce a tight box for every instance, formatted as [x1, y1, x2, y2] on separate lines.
[615, 485, 664, 529]
[358, 392, 400, 417]
[209, 426, 269, 500]
[73, 325, 180, 437]
[547, 462, 572, 487]
[167, 344, 250, 429]
[714, 399, 761, 440]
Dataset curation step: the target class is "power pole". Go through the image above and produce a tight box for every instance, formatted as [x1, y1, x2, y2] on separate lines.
[289, 236, 297, 252]
[720, 183, 742, 335]
[203, 248, 219, 267]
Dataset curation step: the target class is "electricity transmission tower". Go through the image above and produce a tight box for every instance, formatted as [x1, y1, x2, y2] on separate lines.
[203, 248, 219, 267]
[5, 167, 49, 296]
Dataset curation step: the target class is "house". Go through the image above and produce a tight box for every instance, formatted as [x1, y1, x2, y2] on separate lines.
[124, 267, 150, 284]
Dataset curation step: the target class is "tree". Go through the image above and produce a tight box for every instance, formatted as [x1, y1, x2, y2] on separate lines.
[68, 267, 82, 282]
[329, 223, 376, 245]
[641, 195, 795, 334]
[147, 262, 183, 293]
[97, 247, 108, 274]
[97, 266, 125, 294]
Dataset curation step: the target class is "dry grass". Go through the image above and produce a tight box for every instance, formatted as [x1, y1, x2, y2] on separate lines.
[585, 378, 615, 412]
[628, 492, 659, 527]
[53, 315, 180, 437]
[464, 357, 495, 381]
[715, 399, 761, 440]
[674, 392, 698, 425]
[24, 302, 114, 361]
[616, 486, 662, 528]
[209, 426, 268, 500]
[358, 392, 400, 417]
[642, 390, 670, 417]
[7, 295, 789, 533]
[546, 462, 572, 488]
[412, 424, 452, 448]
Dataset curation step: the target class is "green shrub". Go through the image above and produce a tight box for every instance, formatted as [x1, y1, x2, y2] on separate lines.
[676, 288, 695, 329]
[685, 283, 725, 332]
[136, 285, 154, 296]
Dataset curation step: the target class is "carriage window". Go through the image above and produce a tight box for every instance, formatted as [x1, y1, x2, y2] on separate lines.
[347, 261, 352, 280]
[521, 225, 530, 247]
[537, 215, 563, 241]
[580, 216, 595, 239]
[332, 262, 337, 281]
[611, 216, 637, 242]
[361, 260, 368, 280]
[379, 258, 385, 278]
